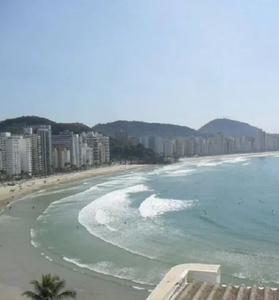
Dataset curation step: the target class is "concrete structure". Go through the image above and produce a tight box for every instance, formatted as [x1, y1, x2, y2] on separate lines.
[52, 148, 71, 170]
[163, 139, 173, 157]
[19, 138, 32, 174]
[5, 136, 21, 176]
[31, 125, 52, 174]
[30, 134, 42, 175]
[115, 130, 128, 145]
[81, 132, 110, 165]
[0, 132, 12, 172]
[147, 264, 278, 300]
[0, 150, 2, 171]
[52, 131, 80, 168]
[139, 136, 149, 148]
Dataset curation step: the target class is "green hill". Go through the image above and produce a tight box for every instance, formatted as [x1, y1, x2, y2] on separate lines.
[199, 118, 260, 138]
[0, 116, 90, 135]
[93, 120, 198, 138]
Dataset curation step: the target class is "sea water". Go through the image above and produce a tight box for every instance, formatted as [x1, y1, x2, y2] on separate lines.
[2, 153, 279, 298]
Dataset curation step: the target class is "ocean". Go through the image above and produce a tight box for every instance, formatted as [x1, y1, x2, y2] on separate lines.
[2, 153, 279, 299]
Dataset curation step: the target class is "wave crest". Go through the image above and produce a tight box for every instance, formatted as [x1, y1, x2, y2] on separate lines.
[139, 195, 197, 218]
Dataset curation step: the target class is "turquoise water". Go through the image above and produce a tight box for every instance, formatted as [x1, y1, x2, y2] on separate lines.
[2, 153, 279, 297]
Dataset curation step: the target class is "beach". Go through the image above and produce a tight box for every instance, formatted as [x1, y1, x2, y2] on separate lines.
[0, 164, 144, 210]
[2, 153, 279, 300]
[0, 164, 149, 300]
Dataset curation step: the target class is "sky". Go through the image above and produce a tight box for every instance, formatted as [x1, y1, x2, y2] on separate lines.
[1, 1, 279, 132]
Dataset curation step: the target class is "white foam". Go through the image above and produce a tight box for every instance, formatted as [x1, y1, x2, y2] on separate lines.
[38, 185, 82, 196]
[166, 169, 195, 177]
[242, 162, 251, 166]
[31, 240, 40, 248]
[63, 257, 153, 285]
[139, 195, 196, 218]
[45, 256, 53, 262]
[30, 228, 41, 248]
[0, 215, 16, 223]
[78, 184, 156, 259]
[233, 272, 246, 279]
[30, 228, 37, 239]
[132, 286, 146, 290]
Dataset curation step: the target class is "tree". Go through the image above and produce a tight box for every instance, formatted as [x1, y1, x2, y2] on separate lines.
[22, 274, 77, 300]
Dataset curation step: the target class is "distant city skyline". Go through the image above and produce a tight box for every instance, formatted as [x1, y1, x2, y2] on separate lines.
[2, 1, 279, 132]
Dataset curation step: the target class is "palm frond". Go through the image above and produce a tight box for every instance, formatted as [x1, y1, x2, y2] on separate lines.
[52, 279, 66, 296]
[55, 290, 77, 299]
[22, 290, 42, 300]
[30, 280, 45, 295]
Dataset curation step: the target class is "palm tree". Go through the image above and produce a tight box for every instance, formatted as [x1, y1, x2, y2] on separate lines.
[22, 274, 77, 300]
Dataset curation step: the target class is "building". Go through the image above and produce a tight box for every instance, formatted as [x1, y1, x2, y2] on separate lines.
[52, 148, 71, 170]
[19, 138, 32, 174]
[31, 125, 52, 174]
[163, 139, 173, 157]
[81, 132, 110, 165]
[0, 150, 2, 171]
[52, 131, 81, 168]
[5, 136, 21, 176]
[23, 128, 42, 175]
[147, 263, 279, 300]
[139, 136, 149, 148]
[115, 130, 128, 145]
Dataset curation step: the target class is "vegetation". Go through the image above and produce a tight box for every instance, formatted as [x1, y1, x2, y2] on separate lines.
[110, 138, 166, 164]
[93, 120, 199, 138]
[198, 118, 260, 138]
[22, 274, 76, 300]
[0, 116, 90, 135]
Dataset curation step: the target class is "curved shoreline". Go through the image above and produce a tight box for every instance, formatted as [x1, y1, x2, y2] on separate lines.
[0, 165, 147, 210]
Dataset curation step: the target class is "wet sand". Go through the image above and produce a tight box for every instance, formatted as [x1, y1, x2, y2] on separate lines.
[0, 165, 145, 210]
[0, 164, 149, 300]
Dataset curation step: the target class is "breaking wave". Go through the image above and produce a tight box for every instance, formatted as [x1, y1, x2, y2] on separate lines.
[63, 257, 156, 285]
[139, 195, 197, 218]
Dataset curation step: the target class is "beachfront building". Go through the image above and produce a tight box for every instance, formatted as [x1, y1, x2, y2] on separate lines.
[0, 150, 2, 171]
[30, 125, 52, 174]
[115, 130, 128, 145]
[97, 134, 110, 163]
[23, 128, 43, 175]
[5, 136, 21, 176]
[0, 132, 11, 172]
[163, 139, 173, 157]
[52, 131, 81, 168]
[19, 137, 32, 175]
[52, 148, 71, 170]
[81, 132, 110, 165]
[139, 136, 149, 148]
[147, 263, 278, 300]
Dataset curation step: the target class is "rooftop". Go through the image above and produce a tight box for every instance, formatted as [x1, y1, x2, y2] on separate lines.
[147, 264, 278, 300]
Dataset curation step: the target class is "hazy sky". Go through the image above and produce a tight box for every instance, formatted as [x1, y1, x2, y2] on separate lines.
[1, 1, 279, 132]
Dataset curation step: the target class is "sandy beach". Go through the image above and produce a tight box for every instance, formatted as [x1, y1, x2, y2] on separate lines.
[0, 164, 149, 300]
[0, 164, 145, 210]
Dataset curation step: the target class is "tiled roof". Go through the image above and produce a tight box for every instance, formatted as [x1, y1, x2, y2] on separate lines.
[174, 282, 279, 300]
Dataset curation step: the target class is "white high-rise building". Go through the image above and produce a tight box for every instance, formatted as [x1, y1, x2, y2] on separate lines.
[31, 125, 52, 174]
[5, 136, 21, 176]
[52, 131, 81, 168]
[81, 132, 110, 165]
[0, 132, 11, 172]
[19, 138, 32, 174]
[163, 139, 173, 157]
[139, 137, 149, 148]
[52, 148, 71, 170]
[0, 150, 2, 171]
[23, 128, 42, 175]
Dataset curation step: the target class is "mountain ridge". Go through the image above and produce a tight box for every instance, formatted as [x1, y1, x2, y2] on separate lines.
[0, 116, 271, 138]
[198, 118, 261, 138]
[93, 120, 199, 138]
